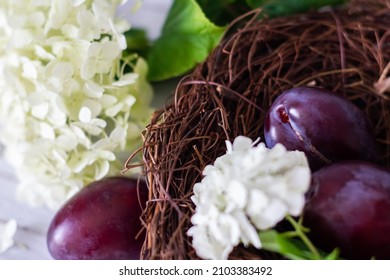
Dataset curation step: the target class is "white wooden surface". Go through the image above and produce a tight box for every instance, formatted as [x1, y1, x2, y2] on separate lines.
[0, 156, 54, 260]
[0, 0, 173, 260]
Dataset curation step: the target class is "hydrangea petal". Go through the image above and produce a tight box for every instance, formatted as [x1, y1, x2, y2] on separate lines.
[0, 219, 17, 253]
[79, 106, 92, 123]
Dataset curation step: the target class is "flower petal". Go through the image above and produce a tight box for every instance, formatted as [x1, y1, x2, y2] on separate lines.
[0, 219, 18, 253]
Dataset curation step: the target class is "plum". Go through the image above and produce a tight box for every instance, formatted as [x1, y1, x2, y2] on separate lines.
[302, 161, 390, 259]
[264, 87, 378, 170]
[47, 176, 148, 260]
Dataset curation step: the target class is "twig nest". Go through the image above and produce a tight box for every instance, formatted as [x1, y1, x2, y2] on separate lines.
[137, 0, 390, 259]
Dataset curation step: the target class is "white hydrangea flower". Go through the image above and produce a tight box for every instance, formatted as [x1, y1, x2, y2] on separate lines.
[187, 136, 311, 260]
[0, 0, 153, 210]
[0, 219, 17, 254]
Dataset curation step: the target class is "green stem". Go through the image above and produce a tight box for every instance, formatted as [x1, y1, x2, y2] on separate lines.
[285, 215, 321, 260]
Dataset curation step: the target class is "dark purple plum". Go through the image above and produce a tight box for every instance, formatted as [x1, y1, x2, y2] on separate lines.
[303, 161, 390, 259]
[264, 87, 378, 170]
[47, 176, 148, 260]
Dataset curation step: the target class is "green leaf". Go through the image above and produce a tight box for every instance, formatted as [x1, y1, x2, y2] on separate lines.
[324, 248, 341, 260]
[260, 230, 307, 260]
[246, 0, 347, 18]
[258, 230, 281, 253]
[147, 0, 225, 81]
[259, 229, 342, 260]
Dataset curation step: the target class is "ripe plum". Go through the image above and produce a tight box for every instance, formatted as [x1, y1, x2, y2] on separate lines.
[264, 87, 378, 170]
[303, 161, 390, 259]
[47, 176, 148, 260]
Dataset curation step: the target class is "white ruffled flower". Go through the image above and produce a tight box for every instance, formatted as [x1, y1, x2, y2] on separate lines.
[187, 136, 311, 260]
[0, 0, 153, 209]
[0, 219, 17, 254]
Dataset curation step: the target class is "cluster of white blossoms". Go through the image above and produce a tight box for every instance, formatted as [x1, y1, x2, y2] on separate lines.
[187, 136, 311, 260]
[0, 0, 153, 210]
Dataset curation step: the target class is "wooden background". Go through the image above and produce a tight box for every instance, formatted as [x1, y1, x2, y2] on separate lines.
[0, 0, 173, 260]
